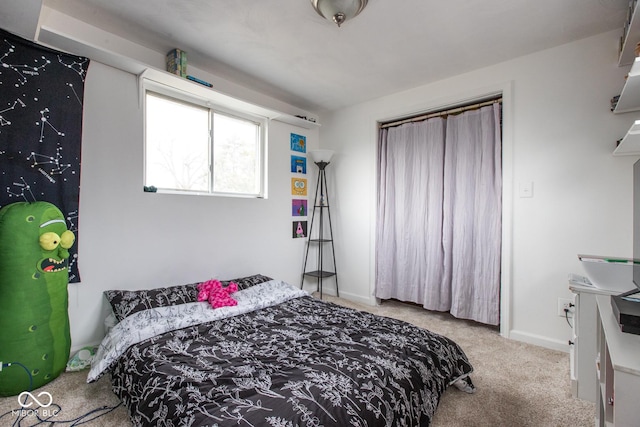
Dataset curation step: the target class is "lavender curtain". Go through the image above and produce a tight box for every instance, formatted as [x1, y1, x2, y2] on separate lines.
[375, 103, 502, 325]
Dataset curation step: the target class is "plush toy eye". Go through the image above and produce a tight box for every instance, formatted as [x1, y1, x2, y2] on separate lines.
[39, 232, 61, 251]
[60, 230, 75, 249]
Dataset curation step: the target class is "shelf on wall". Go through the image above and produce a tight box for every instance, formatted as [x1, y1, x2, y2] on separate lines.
[139, 69, 322, 128]
[613, 3, 640, 157]
[614, 57, 640, 114]
[619, 1, 640, 66]
[138, 68, 282, 119]
[614, 119, 640, 156]
[37, 19, 321, 128]
[273, 114, 321, 129]
[141, 69, 322, 128]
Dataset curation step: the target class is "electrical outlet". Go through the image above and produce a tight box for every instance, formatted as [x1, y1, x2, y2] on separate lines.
[558, 298, 574, 317]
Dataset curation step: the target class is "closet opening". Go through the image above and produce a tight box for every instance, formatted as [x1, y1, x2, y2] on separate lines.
[375, 95, 503, 326]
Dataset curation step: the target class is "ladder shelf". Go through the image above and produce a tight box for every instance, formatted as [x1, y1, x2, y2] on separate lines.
[300, 161, 338, 299]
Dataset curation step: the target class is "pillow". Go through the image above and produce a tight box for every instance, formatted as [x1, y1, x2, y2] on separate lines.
[104, 282, 199, 322]
[105, 274, 272, 322]
[222, 274, 272, 291]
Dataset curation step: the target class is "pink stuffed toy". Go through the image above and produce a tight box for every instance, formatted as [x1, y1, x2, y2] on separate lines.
[197, 279, 238, 309]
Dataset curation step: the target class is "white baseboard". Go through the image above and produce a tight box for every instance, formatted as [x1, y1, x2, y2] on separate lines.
[301, 285, 376, 306]
[334, 290, 376, 306]
[508, 330, 570, 353]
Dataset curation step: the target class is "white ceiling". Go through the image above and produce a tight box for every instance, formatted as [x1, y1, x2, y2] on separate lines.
[38, 0, 631, 112]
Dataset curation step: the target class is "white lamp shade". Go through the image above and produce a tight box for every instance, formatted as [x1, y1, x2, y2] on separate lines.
[310, 149, 335, 163]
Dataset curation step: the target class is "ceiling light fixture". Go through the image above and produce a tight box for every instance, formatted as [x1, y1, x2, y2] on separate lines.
[311, 0, 368, 27]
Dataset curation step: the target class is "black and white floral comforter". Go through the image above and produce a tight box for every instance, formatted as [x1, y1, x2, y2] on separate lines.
[90, 280, 474, 426]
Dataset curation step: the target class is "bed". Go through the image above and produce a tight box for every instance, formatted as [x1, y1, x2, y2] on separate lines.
[89, 275, 475, 426]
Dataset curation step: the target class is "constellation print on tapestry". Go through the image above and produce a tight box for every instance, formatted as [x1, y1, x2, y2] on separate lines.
[28, 144, 73, 183]
[57, 55, 88, 107]
[6, 177, 36, 202]
[57, 54, 88, 81]
[66, 208, 78, 233]
[37, 107, 65, 142]
[0, 39, 51, 87]
[66, 83, 83, 106]
[64, 208, 79, 282]
[0, 98, 25, 132]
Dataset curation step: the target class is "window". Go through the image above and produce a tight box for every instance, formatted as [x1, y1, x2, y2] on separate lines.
[144, 85, 266, 197]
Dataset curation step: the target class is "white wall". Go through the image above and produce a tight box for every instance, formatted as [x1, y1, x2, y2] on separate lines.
[318, 30, 636, 350]
[66, 61, 318, 349]
[0, 5, 322, 350]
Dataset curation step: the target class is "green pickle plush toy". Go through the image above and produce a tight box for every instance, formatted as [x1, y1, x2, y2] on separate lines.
[0, 201, 75, 396]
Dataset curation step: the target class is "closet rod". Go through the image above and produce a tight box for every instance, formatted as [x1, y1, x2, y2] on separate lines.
[380, 98, 502, 129]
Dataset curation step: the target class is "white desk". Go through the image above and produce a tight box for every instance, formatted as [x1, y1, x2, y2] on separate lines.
[568, 283, 618, 402]
[595, 295, 640, 426]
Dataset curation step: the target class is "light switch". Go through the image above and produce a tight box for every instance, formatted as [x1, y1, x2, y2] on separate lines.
[519, 182, 533, 198]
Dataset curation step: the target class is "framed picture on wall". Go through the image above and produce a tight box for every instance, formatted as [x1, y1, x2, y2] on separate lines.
[293, 220, 307, 238]
[291, 155, 307, 174]
[291, 178, 307, 196]
[290, 133, 306, 153]
[292, 199, 307, 216]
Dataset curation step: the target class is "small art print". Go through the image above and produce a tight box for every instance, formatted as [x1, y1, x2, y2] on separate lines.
[291, 155, 306, 174]
[293, 221, 307, 238]
[291, 178, 307, 196]
[292, 199, 307, 217]
[290, 133, 306, 153]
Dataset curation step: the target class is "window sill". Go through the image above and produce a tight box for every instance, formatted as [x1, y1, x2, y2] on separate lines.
[143, 187, 266, 199]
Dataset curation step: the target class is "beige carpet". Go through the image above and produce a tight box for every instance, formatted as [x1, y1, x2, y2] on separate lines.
[0, 296, 594, 426]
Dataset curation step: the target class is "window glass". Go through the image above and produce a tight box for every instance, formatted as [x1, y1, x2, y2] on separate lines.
[146, 93, 210, 192]
[144, 90, 264, 197]
[213, 112, 261, 194]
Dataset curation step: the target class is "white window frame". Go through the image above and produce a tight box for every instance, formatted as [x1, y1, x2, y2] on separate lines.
[142, 76, 268, 199]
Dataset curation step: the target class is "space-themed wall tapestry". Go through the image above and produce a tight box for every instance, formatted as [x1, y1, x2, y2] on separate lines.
[0, 28, 89, 283]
